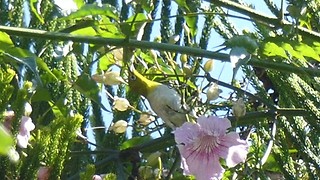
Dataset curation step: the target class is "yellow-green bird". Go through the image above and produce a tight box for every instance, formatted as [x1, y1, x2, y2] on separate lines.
[128, 70, 187, 129]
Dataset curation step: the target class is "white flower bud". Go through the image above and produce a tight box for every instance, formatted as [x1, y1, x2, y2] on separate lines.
[206, 83, 220, 101]
[149, 49, 158, 61]
[138, 113, 155, 126]
[7, 147, 19, 163]
[183, 23, 190, 35]
[112, 48, 123, 61]
[183, 64, 193, 77]
[203, 59, 214, 73]
[92, 175, 102, 180]
[232, 98, 246, 118]
[180, 54, 188, 64]
[113, 97, 131, 111]
[169, 35, 180, 44]
[24, 102, 32, 116]
[92, 71, 127, 86]
[111, 120, 128, 134]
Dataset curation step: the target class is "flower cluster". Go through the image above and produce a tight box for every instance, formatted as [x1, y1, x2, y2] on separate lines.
[3, 103, 35, 149]
[17, 116, 35, 148]
[174, 116, 249, 180]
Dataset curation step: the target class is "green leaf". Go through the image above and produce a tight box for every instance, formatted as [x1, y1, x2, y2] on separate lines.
[3, 52, 42, 85]
[311, 41, 320, 52]
[141, 0, 154, 13]
[185, 16, 198, 37]
[74, 0, 85, 8]
[36, 58, 59, 82]
[0, 125, 13, 155]
[73, 74, 110, 112]
[262, 153, 282, 172]
[98, 53, 115, 70]
[261, 42, 288, 59]
[280, 42, 305, 61]
[29, 0, 45, 24]
[137, 50, 155, 64]
[60, 4, 119, 21]
[0, 68, 15, 84]
[174, 0, 190, 12]
[120, 136, 152, 150]
[0, 31, 13, 45]
[97, 16, 124, 38]
[71, 26, 98, 36]
[32, 86, 52, 102]
[294, 43, 320, 62]
[123, 13, 148, 37]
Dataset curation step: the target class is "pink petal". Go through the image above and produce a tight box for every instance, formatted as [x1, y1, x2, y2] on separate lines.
[226, 143, 248, 167]
[174, 122, 200, 145]
[20, 116, 35, 132]
[198, 116, 231, 135]
[17, 133, 29, 148]
[180, 147, 224, 180]
[221, 132, 248, 167]
[38, 166, 51, 180]
[215, 132, 247, 160]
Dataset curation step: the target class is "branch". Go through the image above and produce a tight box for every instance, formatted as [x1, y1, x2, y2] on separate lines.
[206, 0, 320, 41]
[229, 108, 311, 125]
[1, 25, 320, 76]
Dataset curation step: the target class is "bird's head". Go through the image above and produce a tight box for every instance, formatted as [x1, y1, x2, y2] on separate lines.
[128, 67, 161, 97]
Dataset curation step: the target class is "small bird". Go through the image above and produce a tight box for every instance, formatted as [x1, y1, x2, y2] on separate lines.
[128, 69, 187, 129]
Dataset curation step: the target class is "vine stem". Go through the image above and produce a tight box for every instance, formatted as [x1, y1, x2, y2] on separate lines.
[205, 0, 320, 41]
[1, 25, 320, 76]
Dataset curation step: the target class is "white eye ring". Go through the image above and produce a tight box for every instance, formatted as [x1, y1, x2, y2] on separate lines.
[129, 74, 136, 81]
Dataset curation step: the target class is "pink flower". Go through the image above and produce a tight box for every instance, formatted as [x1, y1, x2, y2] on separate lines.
[17, 116, 35, 148]
[37, 166, 51, 180]
[174, 116, 249, 180]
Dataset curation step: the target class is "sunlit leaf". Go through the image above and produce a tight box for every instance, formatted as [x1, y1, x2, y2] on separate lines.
[71, 26, 98, 36]
[312, 41, 320, 54]
[0, 125, 13, 155]
[185, 16, 198, 37]
[60, 3, 119, 21]
[29, 0, 45, 24]
[0, 68, 15, 84]
[122, 13, 148, 37]
[98, 54, 115, 70]
[280, 42, 305, 61]
[74, 0, 85, 8]
[261, 42, 288, 59]
[294, 43, 320, 62]
[262, 153, 283, 172]
[120, 136, 152, 150]
[174, 0, 190, 12]
[0, 31, 13, 45]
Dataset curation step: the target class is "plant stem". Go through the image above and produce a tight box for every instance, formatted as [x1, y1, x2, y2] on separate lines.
[1, 25, 320, 76]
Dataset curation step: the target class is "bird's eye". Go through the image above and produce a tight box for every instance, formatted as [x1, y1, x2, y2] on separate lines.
[129, 74, 136, 81]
